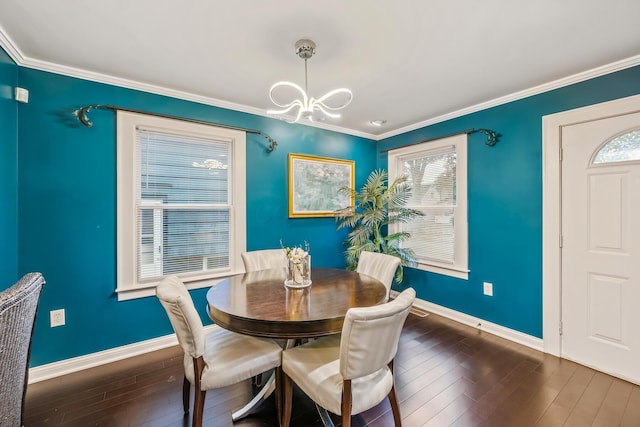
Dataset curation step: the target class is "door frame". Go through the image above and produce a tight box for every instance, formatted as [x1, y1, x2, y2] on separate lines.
[542, 93, 640, 356]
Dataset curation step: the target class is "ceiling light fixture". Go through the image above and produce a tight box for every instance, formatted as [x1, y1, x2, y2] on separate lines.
[370, 120, 387, 127]
[268, 39, 352, 123]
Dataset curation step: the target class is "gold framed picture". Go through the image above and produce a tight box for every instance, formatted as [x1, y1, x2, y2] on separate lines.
[288, 154, 355, 218]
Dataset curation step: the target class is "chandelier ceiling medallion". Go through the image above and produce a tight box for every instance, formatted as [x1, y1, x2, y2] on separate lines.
[268, 39, 353, 123]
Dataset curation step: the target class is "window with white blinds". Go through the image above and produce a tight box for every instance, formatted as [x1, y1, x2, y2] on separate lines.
[388, 133, 468, 279]
[117, 111, 246, 300]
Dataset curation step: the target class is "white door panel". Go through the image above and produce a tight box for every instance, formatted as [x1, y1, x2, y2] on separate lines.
[561, 111, 640, 384]
[588, 273, 625, 345]
[588, 173, 627, 251]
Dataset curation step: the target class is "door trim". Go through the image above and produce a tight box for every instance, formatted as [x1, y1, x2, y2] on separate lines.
[542, 93, 640, 356]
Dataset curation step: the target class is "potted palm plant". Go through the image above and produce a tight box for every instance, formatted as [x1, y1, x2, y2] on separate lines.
[335, 169, 424, 283]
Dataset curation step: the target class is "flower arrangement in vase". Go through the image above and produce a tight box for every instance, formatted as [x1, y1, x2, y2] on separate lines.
[281, 241, 311, 288]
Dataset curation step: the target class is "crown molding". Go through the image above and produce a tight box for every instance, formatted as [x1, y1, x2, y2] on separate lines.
[22, 55, 376, 140]
[0, 27, 376, 140]
[0, 25, 25, 63]
[1, 25, 637, 142]
[377, 54, 640, 140]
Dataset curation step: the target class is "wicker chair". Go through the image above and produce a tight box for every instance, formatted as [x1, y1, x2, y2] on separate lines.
[0, 272, 46, 426]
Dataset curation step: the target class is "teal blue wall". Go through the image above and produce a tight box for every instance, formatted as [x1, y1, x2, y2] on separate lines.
[380, 65, 640, 338]
[0, 48, 18, 287]
[8, 46, 640, 364]
[16, 68, 376, 366]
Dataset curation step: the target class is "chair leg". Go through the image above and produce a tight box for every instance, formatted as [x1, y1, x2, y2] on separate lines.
[388, 385, 402, 426]
[281, 371, 293, 427]
[388, 361, 402, 426]
[192, 388, 206, 427]
[192, 357, 206, 427]
[182, 375, 190, 414]
[341, 379, 352, 427]
[275, 367, 282, 423]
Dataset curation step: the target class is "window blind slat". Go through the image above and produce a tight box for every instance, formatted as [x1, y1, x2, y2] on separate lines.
[400, 145, 457, 264]
[135, 127, 233, 281]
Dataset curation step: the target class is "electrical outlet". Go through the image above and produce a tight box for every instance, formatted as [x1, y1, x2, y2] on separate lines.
[14, 87, 29, 103]
[483, 282, 493, 296]
[50, 309, 65, 327]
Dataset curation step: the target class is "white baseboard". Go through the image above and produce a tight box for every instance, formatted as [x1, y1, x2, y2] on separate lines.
[391, 291, 544, 352]
[28, 325, 219, 384]
[30, 297, 544, 384]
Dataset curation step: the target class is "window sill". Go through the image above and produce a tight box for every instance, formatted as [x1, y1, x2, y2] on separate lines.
[412, 262, 469, 280]
[116, 271, 241, 301]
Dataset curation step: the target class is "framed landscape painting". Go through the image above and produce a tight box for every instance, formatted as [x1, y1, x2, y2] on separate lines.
[288, 154, 355, 218]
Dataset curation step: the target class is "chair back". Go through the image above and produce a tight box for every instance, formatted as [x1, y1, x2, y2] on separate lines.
[241, 249, 286, 272]
[356, 251, 401, 301]
[156, 275, 205, 359]
[339, 287, 415, 380]
[0, 272, 45, 426]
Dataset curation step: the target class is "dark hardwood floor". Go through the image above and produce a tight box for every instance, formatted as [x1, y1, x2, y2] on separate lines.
[25, 312, 640, 426]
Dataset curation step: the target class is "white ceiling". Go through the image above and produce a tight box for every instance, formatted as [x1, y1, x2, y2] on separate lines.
[1, 0, 639, 139]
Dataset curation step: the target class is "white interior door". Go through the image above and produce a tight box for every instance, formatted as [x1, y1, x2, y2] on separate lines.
[561, 111, 640, 384]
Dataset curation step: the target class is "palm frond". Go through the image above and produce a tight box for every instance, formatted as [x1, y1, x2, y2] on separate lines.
[386, 231, 412, 244]
[335, 169, 423, 284]
[335, 209, 363, 230]
[346, 225, 374, 247]
[388, 207, 424, 224]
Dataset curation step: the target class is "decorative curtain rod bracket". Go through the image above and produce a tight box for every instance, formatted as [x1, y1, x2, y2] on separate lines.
[472, 128, 500, 146]
[380, 127, 500, 153]
[72, 104, 278, 153]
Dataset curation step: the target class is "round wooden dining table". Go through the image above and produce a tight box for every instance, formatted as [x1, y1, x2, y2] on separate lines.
[206, 267, 387, 423]
[206, 267, 387, 340]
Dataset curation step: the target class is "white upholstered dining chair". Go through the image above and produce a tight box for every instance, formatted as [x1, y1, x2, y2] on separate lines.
[356, 251, 401, 301]
[281, 287, 416, 427]
[156, 275, 283, 427]
[241, 248, 286, 272]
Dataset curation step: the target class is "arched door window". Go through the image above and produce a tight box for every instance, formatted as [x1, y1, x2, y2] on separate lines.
[592, 128, 640, 164]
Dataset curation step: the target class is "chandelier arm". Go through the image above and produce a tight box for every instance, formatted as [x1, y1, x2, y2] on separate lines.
[314, 104, 341, 119]
[315, 88, 353, 110]
[269, 82, 309, 108]
[291, 107, 304, 123]
[314, 100, 347, 117]
[267, 100, 305, 123]
[278, 106, 304, 124]
[267, 99, 304, 114]
[267, 38, 351, 123]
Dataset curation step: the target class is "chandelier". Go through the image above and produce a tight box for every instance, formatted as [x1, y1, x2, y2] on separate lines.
[268, 39, 352, 123]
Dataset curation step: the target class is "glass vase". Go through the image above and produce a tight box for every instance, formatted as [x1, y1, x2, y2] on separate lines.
[284, 255, 311, 288]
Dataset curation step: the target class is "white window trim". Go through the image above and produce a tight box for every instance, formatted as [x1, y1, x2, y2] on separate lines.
[116, 111, 246, 301]
[388, 133, 469, 280]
